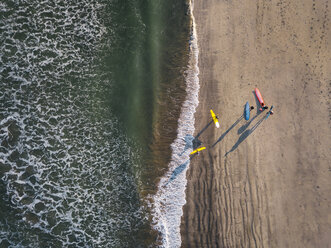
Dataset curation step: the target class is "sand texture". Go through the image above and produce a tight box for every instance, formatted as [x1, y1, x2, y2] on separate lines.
[181, 0, 331, 247]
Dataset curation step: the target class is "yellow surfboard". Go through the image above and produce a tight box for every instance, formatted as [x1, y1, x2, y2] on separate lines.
[210, 109, 220, 128]
[190, 147, 206, 155]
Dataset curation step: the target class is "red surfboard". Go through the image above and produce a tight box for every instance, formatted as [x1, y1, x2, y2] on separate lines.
[255, 88, 265, 107]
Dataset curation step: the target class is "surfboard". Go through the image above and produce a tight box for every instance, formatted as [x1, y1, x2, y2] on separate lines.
[244, 101, 250, 120]
[190, 146, 206, 155]
[265, 105, 274, 120]
[255, 88, 265, 107]
[210, 109, 220, 128]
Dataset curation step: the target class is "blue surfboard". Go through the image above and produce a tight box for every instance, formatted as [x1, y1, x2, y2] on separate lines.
[244, 102, 250, 120]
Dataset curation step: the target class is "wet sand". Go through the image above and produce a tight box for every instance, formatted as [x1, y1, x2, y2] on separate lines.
[181, 0, 331, 247]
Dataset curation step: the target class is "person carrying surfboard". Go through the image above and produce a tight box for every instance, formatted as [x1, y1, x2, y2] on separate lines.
[260, 103, 268, 111]
[190, 146, 206, 156]
[265, 105, 274, 120]
[210, 109, 220, 128]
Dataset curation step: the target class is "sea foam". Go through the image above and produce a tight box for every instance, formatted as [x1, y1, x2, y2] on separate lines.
[151, 1, 200, 247]
[0, 1, 147, 247]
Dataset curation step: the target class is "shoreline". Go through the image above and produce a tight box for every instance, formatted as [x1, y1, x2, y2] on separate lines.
[151, 1, 200, 246]
[181, 0, 331, 247]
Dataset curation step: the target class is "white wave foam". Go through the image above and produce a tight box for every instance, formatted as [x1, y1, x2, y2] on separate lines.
[0, 1, 148, 246]
[151, 1, 200, 247]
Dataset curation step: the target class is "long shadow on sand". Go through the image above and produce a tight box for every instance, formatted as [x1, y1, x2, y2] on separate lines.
[195, 119, 214, 139]
[225, 114, 266, 156]
[237, 91, 266, 134]
[237, 111, 262, 134]
[165, 154, 197, 186]
[212, 114, 244, 147]
[179, 120, 213, 156]
[179, 135, 195, 156]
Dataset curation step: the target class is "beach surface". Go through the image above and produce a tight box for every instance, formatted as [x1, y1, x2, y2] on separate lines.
[181, 0, 331, 247]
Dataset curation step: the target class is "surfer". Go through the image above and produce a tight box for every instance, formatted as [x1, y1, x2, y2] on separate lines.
[265, 105, 274, 119]
[190, 146, 206, 155]
[268, 107, 274, 115]
[210, 109, 220, 128]
[260, 106, 268, 111]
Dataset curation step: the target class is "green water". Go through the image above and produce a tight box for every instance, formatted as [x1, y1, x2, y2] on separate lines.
[100, 0, 191, 194]
[0, 0, 191, 246]
[101, 1, 189, 139]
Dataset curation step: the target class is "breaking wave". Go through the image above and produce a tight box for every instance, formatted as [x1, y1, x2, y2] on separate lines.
[151, 1, 200, 247]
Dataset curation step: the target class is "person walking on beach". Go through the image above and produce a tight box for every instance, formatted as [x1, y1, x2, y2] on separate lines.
[265, 105, 274, 119]
[260, 105, 268, 111]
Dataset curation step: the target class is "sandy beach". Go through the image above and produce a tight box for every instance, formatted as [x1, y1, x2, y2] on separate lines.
[181, 0, 331, 247]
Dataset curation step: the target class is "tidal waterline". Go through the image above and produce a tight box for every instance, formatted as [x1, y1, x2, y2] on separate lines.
[1, 0, 192, 246]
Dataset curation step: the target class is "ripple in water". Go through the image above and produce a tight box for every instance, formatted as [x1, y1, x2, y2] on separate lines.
[0, 0, 149, 247]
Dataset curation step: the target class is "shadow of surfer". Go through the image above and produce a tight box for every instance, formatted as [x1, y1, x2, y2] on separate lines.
[212, 114, 244, 147]
[238, 110, 261, 135]
[179, 120, 213, 156]
[179, 135, 194, 156]
[178, 135, 203, 156]
[164, 154, 197, 186]
[225, 115, 265, 156]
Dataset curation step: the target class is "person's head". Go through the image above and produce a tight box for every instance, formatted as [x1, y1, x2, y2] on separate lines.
[261, 103, 265, 107]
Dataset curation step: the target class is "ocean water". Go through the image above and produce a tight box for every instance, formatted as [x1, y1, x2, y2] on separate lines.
[151, 2, 199, 246]
[0, 0, 197, 247]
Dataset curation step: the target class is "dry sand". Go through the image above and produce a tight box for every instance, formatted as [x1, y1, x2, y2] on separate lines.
[181, 0, 331, 247]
